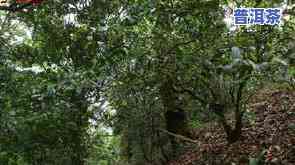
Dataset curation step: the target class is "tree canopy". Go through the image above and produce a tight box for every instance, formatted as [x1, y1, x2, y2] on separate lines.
[0, 0, 294, 165]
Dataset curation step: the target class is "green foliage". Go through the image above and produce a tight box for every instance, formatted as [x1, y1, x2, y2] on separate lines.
[0, 0, 294, 164]
[249, 149, 266, 165]
[86, 129, 120, 165]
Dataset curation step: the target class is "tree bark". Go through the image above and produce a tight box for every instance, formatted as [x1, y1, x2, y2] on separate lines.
[160, 77, 191, 138]
[213, 103, 243, 144]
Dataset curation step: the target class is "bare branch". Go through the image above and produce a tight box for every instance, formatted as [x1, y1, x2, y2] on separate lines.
[157, 128, 200, 144]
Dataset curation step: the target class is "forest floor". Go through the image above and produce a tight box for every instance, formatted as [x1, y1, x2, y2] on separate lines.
[168, 88, 295, 165]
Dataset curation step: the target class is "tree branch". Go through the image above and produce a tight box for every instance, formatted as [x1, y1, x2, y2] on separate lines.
[158, 128, 199, 144]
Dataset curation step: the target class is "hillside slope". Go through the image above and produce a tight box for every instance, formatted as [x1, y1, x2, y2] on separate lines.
[168, 89, 295, 165]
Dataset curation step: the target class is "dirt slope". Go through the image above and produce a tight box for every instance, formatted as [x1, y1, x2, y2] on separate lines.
[168, 89, 295, 165]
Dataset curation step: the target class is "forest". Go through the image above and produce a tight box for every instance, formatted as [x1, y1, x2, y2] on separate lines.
[0, 0, 294, 165]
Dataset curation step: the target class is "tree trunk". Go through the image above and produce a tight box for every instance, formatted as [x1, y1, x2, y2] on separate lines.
[214, 104, 243, 144]
[160, 77, 190, 134]
[223, 119, 243, 144]
[70, 89, 89, 165]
